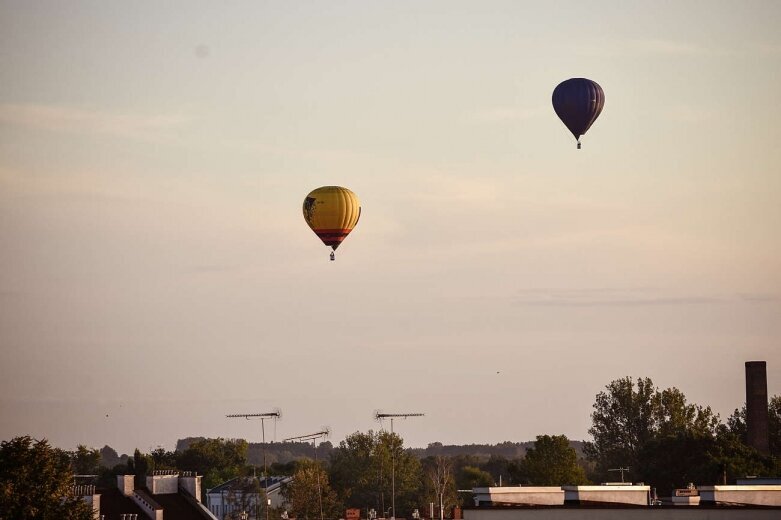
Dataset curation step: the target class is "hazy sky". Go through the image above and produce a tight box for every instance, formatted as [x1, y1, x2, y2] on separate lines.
[1, 1, 780, 456]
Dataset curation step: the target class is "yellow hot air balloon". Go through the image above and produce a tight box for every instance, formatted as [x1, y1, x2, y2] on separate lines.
[302, 186, 361, 260]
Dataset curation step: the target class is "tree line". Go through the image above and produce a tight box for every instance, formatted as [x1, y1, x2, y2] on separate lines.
[584, 376, 781, 495]
[2, 375, 780, 519]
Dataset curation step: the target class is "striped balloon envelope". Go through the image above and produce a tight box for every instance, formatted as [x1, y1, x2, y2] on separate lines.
[552, 78, 605, 149]
[302, 186, 361, 260]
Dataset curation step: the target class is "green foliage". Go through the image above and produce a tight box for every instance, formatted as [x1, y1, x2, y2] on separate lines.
[0, 436, 93, 520]
[132, 448, 154, 489]
[637, 432, 713, 495]
[654, 387, 719, 438]
[727, 395, 781, 457]
[99, 445, 125, 468]
[409, 442, 529, 460]
[328, 430, 422, 517]
[585, 376, 719, 480]
[586, 377, 778, 494]
[177, 438, 248, 495]
[225, 476, 266, 519]
[179, 437, 334, 467]
[71, 445, 101, 476]
[585, 377, 659, 476]
[639, 428, 775, 496]
[269, 460, 301, 476]
[420, 456, 457, 514]
[456, 466, 493, 489]
[726, 406, 747, 440]
[96, 462, 132, 488]
[283, 459, 341, 520]
[770, 396, 781, 457]
[514, 435, 588, 486]
[150, 447, 178, 469]
[480, 455, 511, 485]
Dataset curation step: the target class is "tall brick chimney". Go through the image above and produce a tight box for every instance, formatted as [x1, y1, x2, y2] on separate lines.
[745, 361, 770, 455]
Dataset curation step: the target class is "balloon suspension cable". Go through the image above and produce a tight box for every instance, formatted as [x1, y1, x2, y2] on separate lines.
[330, 251, 335, 261]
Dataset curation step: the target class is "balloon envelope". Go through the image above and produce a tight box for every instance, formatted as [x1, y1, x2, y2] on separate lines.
[302, 186, 361, 251]
[552, 78, 605, 145]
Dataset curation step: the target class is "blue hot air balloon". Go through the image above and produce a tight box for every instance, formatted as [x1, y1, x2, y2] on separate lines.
[552, 78, 605, 149]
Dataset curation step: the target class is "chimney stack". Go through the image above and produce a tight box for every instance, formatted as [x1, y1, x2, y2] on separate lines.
[745, 361, 770, 455]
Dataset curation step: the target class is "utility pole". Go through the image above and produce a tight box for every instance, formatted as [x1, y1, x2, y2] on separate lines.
[284, 429, 330, 520]
[227, 410, 281, 520]
[375, 412, 424, 520]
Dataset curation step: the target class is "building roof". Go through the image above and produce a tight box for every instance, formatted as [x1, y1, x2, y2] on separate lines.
[207, 476, 291, 495]
[96, 487, 147, 520]
[152, 492, 215, 520]
[99, 480, 214, 520]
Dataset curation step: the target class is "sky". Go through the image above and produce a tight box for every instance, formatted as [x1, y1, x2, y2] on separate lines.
[1, 1, 780, 456]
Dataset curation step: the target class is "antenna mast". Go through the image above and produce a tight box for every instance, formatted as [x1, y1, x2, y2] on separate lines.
[227, 410, 281, 520]
[284, 430, 331, 520]
[374, 412, 424, 520]
[608, 467, 630, 483]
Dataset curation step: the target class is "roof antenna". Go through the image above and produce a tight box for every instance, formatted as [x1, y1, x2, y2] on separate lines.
[375, 412, 425, 520]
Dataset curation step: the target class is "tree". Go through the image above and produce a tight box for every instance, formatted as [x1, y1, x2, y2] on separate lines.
[225, 476, 265, 520]
[455, 466, 493, 490]
[727, 395, 781, 457]
[283, 459, 341, 520]
[99, 445, 124, 468]
[131, 448, 154, 489]
[177, 438, 248, 498]
[710, 430, 775, 483]
[328, 430, 422, 517]
[150, 447, 178, 470]
[0, 436, 93, 520]
[637, 432, 716, 496]
[515, 435, 588, 486]
[770, 396, 781, 457]
[585, 377, 719, 481]
[654, 387, 718, 438]
[71, 445, 101, 476]
[481, 455, 511, 486]
[269, 460, 301, 476]
[421, 456, 456, 519]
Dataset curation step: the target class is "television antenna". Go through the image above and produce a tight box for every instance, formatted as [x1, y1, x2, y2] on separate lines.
[608, 467, 630, 483]
[227, 410, 282, 520]
[374, 412, 424, 520]
[284, 429, 331, 520]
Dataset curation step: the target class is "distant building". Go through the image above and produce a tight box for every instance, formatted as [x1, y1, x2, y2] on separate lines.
[562, 484, 651, 507]
[206, 476, 291, 520]
[473, 486, 564, 506]
[464, 483, 781, 519]
[699, 485, 781, 507]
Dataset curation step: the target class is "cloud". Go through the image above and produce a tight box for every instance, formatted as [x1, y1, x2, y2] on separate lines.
[513, 288, 777, 308]
[0, 103, 192, 141]
[516, 296, 720, 308]
[738, 293, 780, 303]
